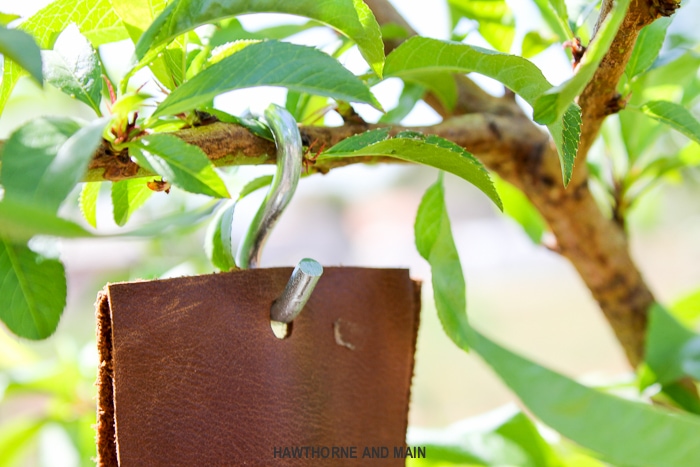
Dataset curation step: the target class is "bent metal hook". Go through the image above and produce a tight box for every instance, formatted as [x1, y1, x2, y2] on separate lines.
[236, 104, 303, 269]
[236, 104, 323, 323]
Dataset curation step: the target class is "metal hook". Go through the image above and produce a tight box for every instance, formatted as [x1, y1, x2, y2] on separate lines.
[237, 104, 303, 269]
[236, 104, 322, 323]
[270, 258, 323, 323]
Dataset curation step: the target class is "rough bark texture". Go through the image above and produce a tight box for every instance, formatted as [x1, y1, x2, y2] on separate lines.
[575, 0, 680, 178]
[1, 0, 684, 367]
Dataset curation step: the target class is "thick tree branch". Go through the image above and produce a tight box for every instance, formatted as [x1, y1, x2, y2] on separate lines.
[575, 0, 680, 174]
[514, 141, 652, 366]
[84, 114, 545, 181]
[361, 0, 680, 367]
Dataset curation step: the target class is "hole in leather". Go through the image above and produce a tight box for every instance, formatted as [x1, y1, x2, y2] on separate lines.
[334, 319, 364, 350]
[271, 320, 292, 339]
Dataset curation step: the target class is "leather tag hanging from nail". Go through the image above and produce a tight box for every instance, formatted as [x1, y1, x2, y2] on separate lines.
[96, 267, 421, 466]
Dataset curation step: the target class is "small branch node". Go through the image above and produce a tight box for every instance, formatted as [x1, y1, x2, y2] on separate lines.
[604, 93, 629, 116]
[650, 0, 680, 18]
[564, 37, 587, 69]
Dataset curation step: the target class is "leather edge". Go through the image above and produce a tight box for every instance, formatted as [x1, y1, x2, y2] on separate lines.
[403, 279, 422, 448]
[96, 288, 118, 467]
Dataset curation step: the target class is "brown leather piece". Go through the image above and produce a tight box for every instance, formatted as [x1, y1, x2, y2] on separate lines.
[96, 267, 421, 466]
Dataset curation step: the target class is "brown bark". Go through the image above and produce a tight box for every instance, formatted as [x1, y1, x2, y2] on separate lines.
[575, 0, 680, 177]
[85, 114, 546, 182]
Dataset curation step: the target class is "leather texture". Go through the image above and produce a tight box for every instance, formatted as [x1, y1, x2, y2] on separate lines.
[96, 267, 421, 466]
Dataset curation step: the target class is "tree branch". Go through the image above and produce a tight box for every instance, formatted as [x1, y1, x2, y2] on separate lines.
[513, 140, 652, 366]
[360, 0, 681, 367]
[85, 114, 545, 181]
[575, 0, 680, 173]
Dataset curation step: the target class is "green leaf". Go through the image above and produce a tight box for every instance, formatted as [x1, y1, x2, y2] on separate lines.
[324, 128, 390, 153]
[385, 36, 551, 103]
[63, 414, 98, 467]
[110, 91, 151, 118]
[118, 44, 172, 94]
[42, 25, 103, 115]
[79, 182, 100, 228]
[379, 82, 425, 124]
[0, 26, 43, 84]
[0, 239, 66, 339]
[205, 174, 273, 271]
[207, 39, 259, 66]
[0, 0, 128, 114]
[658, 381, 700, 415]
[185, 45, 209, 81]
[467, 326, 700, 467]
[411, 408, 563, 466]
[416, 177, 700, 467]
[383, 36, 579, 184]
[521, 30, 556, 59]
[621, 52, 700, 160]
[205, 200, 236, 271]
[414, 176, 470, 349]
[284, 90, 329, 125]
[0, 200, 93, 242]
[208, 18, 320, 46]
[21, 0, 127, 48]
[422, 135, 501, 209]
[239, 175, 274, 199]
[533, 0, 631, 125]
[380, 23, 409, 41]
[201, 107, 273, 141]
[111, 178, 154, 226]
[448, 0, 515, 52]
[0, 419, 46, 467]
[0, 117, 81, 211]
[407, 412, 564, 467]
[153, 41, 380, 117]
[626, 18, 671, 80]
[646, 303, 700, 384]
[635, 100, 700, 145]
[111, 0, 185, 91]
[322, 133, 502, 209]
[135, 0, 385, 77]
[119, 200, 217, 237]
[401, 72, 457, 111]
[531, 0, 572, 41]
[620, 108, 663, 162]
[671, 288, 700, 327]
[3, 118, 107, 213]
[550, 104, 582, 186]
[493, 176, 547, 243]
[0, 13, 20, 26]
[109, 0, 166, 40]
[496, 411, 562, 467]
[43, 118, 108, 205]
[128, 134, 230, 198]
[548, 0, 567, 20]
[411, 424, 533, 464]
[638, 51, 700, 102]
